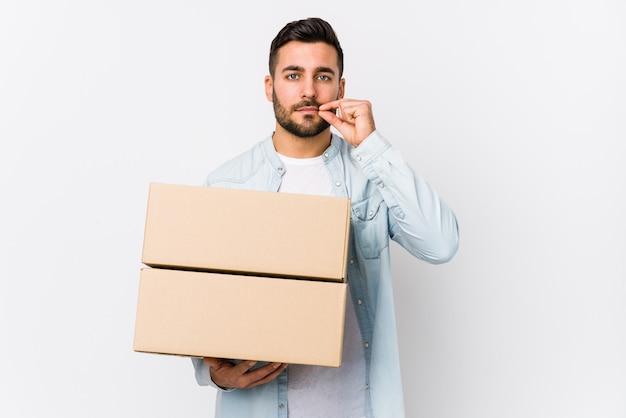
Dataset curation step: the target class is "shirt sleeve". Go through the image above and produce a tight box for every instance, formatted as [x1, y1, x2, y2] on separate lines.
[350, 130, 459, 264]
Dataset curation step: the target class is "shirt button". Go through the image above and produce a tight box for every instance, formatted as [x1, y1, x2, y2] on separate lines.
[365, 384, 369, 390]
[335, 181, 341, 187]
[365, 342, 370, 348]
[378, 183, 384, 188]
[278, 167, 283, 171]
[356, 155, 362, 161]
[357, 299, 363, 305]
[279, 404, 285, 409]
[324, 152, 329, 158]
[349, 259, 355, 265]
[368, 210, 374, 217]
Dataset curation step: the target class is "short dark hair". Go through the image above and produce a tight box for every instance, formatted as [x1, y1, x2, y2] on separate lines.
[269, 17, 344, 78]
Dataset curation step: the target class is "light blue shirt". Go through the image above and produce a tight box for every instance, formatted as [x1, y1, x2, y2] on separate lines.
[192, 131, 459, 418]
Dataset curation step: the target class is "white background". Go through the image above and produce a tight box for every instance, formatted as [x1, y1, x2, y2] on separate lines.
[1, 1, 624, 417]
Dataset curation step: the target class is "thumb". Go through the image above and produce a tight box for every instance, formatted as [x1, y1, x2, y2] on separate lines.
[318, 110, 339, 125]
[319, 110, 351, 134]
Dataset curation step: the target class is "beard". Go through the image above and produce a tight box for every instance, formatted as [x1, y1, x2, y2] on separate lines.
[272, 90, 331, 138]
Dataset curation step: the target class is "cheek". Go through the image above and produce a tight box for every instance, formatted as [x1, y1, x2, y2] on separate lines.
[272, 84, 294, 102]
[321, 84, 342, 101]
[322, 90, 341, 103]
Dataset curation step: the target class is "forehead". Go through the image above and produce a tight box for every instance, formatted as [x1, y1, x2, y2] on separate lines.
[275, 41, 339, 72]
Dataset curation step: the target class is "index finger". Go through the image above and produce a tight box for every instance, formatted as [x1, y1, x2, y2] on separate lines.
[318, 100, 341, 111]
[232, 360, 259, 374]
[237, 362, 287, 387]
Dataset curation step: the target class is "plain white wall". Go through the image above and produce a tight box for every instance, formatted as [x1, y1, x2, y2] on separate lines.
[1, 1, 624, 417]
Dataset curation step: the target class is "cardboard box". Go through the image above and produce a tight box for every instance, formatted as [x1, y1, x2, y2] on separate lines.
[142, 183, 351, 282]
[133, 267, 347, 367]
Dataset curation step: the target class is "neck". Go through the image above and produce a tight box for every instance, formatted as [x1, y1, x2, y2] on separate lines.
[272, 126, 332, 158]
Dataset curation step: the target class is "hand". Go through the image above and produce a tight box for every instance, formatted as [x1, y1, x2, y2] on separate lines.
[318, 98, 376, 147]
[203, 357, 288, 389]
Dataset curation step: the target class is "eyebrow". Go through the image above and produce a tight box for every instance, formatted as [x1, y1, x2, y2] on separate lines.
[281, 65, 336, 76]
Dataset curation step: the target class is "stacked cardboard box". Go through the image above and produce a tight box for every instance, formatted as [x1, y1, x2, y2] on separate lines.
[133, 183, 351, 367]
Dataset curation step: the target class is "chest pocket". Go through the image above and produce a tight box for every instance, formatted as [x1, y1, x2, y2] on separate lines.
[351, 193, 388, 259]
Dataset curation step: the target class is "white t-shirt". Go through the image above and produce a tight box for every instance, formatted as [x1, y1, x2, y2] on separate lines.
[277, 153, 367, 418]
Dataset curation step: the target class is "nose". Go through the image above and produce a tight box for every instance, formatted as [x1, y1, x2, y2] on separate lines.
[301, 78, 317, 99]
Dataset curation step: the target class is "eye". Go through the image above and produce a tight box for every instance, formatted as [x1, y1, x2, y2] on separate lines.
[317, 75, 331, 81]
[287, 73, 299, 80]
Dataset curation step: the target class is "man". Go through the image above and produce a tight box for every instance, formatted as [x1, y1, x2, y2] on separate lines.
[192, 17, 459, 418]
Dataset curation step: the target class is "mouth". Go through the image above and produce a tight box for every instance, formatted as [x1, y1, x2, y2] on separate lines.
[296, 106, 319, 114]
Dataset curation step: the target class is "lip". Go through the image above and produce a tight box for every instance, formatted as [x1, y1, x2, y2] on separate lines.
[297, 106, 319, 113]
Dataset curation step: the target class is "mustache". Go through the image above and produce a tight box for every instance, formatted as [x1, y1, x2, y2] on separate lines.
[291, 100, 322, 110]
[290, 100, 337, 115]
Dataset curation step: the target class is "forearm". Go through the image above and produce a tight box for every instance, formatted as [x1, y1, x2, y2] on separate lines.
[352, 131, 459, 264]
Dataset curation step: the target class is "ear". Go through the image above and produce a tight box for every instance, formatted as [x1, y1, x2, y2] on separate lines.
[338, 78, 346, 99]
[264, 75, 273, 102]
